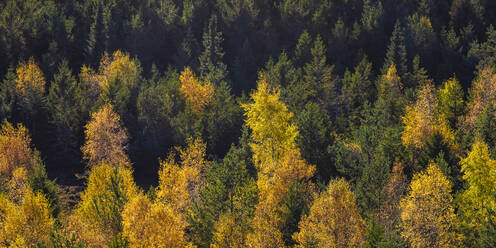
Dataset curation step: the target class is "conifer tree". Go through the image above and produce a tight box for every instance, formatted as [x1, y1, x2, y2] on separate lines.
[199, 15, 227, 85]
[383, 21, 408, 78]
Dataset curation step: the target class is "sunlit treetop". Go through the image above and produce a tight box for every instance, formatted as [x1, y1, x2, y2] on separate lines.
[179, 67, 215, 112]
[0, 120, 36, 178]
[81, 104, 130, 167]
[80, 50, 139, 92]
[241, 76, 299, 167]
[15, 57, 45, 96]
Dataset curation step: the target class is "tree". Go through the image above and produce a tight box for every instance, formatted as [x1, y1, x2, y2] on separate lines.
[341, 57, 375, 128]
[293, 178, 366, 248]
[81, 104, 130, 167]
[189, 144, 257, 247]
[122, 193, 194, 248]
[376, 64, 405, 124]
[47, 60, 83, 164]
[438, 77, 465, 128]
[15, 57, 46, 118]
[241, 78, 298, 167]
[458, 141, 496, 231]
[85, 2, 109, 65]
[383, 21, 408, 78]
[68, 163, 138, 247]
[0, 67, 16, 120]
[243, 78, 315, 247]
[15, 57, 45, 97]
[302, 35, 335, 106]
[465, 66, 496, 128]
[294, 102, 334, 181]
[210, 213, 248, 248]
[294, 30, 312, 67]
[156, 138, 211, 213]
[179, 67, 214, 113]
[80, 50, 141, 121]
[402, 83, 455, 150]
[377, 163, 408, 234]
[0, 189, 55, 247]
[199, 15, 227, 85]
[400, 163, 460, 248]
[0, 120, 36, 178]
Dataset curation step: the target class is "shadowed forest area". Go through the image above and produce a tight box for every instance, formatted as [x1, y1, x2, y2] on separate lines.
[2, 0, 496, 247]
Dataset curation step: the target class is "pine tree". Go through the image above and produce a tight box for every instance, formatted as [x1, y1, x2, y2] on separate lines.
[199, 15, 227, 85]
[383, 21, 408, 78]
[47, 60, 82, 164]
[86, 2, 108, 66]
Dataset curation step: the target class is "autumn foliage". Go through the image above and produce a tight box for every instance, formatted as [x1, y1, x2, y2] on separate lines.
[180, 67, 215, 112]
[81, 104, 130, 167]
[0, 121, 36, 178]
[15, 57, 46, 96]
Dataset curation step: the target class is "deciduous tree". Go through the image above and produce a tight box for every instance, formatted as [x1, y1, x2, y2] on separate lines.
[400, 163, 460, 248]
[81, 104, 130, 167]
[122, 193, 194, 248]
[0, 189, 55, 247]
[69, 163, 138, 247]
[465, 66, 496, 127]
[458, 141, 496, 230]
[179, 67, 214, 113]
[0, 120, 36, 178]
[293, 178, 365, 248]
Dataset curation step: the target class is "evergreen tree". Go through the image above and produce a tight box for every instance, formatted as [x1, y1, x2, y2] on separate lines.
[85, 2, 109, 66]
[47, 60, 82, 166]
[383, 21, 408, 78]
[199, 15, 227, 85]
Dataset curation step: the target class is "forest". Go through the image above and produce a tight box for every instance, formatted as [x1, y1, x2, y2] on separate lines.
[1, 0, 496, 247]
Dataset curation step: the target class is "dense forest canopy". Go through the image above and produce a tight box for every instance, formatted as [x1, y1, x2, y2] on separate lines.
[2, 0, 496, 247]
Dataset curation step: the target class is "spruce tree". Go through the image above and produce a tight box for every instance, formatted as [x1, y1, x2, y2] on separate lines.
[85, 2, 108, 66]
[383, 21, 408, 78]
[199, 15, 227, 85]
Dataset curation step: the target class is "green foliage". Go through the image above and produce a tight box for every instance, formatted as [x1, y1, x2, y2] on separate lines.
[295, 102, 334, 181]
[189, 143, 257, 247]
[28, 155, 61, 217]
[0, 67, 16, 121]
[199, 15, 227, 85]
[383, 21, 408, 78]
[1, 0, 496, 246]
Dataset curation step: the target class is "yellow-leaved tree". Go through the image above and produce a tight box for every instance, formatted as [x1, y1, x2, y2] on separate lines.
[0, 120, 36, 179]
[15, 57, 46, 96]
[156, 137, 210, 213]
[400, 163, 461, 248]
[210, 213, 248, 248]
[179, 67, 215, 112]
[293, 178, 365, 248]
[80, 51, 139, 92]
[457, 141, 496, 231]
[242, 77, 315, 247]
[122, 138, 209, 248]
[122, 193, 195, 248]
[68, 163, 138, 247]
[0, 189, 55, 247]
[401, 83, 456, 149]
[241, 77, 298, 167]
[81, 104, 130, 167]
